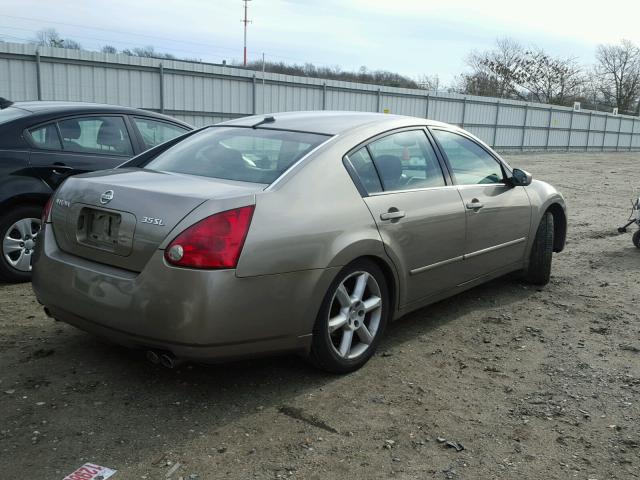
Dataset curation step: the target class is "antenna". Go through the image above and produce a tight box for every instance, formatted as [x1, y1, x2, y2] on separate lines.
[241, 0, 252, 66]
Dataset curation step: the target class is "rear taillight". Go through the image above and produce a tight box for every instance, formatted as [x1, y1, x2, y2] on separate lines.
[42, 196, 54, 224]
[164, 205, 255, 269]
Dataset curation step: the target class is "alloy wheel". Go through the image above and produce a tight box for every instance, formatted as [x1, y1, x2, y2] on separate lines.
[327, 270, 383, 360]
[2, 217, 41, 272]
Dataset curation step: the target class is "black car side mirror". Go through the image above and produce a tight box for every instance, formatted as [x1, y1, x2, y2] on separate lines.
[510, 168, 532, 187]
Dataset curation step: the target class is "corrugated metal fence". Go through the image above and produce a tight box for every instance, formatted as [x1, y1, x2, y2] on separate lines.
[2, 41, 640, 152]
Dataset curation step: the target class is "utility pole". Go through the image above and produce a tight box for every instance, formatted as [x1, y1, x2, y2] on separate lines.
[242, 0, 252, 66]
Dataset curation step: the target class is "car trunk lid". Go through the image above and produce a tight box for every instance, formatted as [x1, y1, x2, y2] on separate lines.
[50, 168, 264, 271]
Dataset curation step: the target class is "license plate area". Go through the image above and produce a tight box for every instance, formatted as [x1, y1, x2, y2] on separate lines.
[77, 209, 121, 251]
[75, 207, 135, 255]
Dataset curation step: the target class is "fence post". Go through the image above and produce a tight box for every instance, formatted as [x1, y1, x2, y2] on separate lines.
[35, 50, 42, 100]
[252, 74, 256, 115]
[602, 114, 608, 151]
[631, 117, 636, 152]
[615, 117, 622, 151]
[492, 101, 500, 148]
[545, 106, 553, 150]
[322, 82, 327, 110]
[460, 97, 467, 128]
[586, 112, 592, 151]
[521, 104, 528, 151]
[425, 94, 430, 119]
[377, 88, 381, 113]
[567, 108, 574, 152]
[158, 63, 164, 114]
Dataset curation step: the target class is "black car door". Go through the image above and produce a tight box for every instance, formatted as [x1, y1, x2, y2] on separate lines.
[27, 115, 136, 189]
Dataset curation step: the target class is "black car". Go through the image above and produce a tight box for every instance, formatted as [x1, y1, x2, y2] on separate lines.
[0, 99, 192, 282]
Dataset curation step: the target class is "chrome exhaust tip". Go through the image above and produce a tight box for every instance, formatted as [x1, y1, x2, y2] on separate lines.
[146, 350, 160, 365]
[159, 353, 183, 369]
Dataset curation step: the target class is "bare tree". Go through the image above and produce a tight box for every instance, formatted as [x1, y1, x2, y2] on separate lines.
[241, 60, 420, 89]
[451, 72, 503, 97]
[466, 37, 524, 98]
[416, 74, 440, 92]
[462, 38, 585, 106]
[101, 45, 117, 54]
[121, 46, 177, 60]
[511, 49, 584, 105]
[594, 39, 640, 114]
[33, 28, 81, 49]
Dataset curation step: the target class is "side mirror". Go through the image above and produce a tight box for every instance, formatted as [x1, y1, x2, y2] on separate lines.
[510, 168, 532, 187]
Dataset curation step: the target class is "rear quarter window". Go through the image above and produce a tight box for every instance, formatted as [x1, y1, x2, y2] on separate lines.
[133, 117, 190, 149]
[28, 123, 62, 150]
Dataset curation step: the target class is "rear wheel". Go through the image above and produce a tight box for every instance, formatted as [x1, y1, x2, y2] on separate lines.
[633, 230, 640, 249]
[524, 211, 554, 286]
[309, 259, 390, 373]
[0, 206, 42, 283]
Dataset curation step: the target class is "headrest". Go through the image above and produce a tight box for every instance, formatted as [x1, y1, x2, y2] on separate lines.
[393, 135, 417, 147]
[97, 120, 123, 147]
[208, 145, 244, 176]
[59, 120, 81, 140]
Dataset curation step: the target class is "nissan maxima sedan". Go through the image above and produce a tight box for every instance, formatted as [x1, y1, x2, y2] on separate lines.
[32, 111, 566, 373]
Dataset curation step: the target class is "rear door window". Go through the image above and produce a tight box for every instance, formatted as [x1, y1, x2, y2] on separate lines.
[133, 117, 190, 149]
[28, 123, 62, 150]
[367, 130, 446, 191]
[57, 116, 133, 156]
[145, 127, 329, 184]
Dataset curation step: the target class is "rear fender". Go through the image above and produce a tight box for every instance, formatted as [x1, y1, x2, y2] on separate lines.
[0, 149, 52, 214]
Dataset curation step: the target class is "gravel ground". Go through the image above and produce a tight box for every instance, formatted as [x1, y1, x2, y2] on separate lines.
[1, 152, 639, 480]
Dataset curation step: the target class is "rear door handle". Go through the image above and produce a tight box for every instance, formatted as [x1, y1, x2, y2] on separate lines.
[466, 199, 484, 210]
[51, 163, 74, 175]
[380, 209, 406, 221]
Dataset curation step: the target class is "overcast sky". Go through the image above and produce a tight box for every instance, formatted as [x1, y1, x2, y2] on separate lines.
[2, 0, 640, 83]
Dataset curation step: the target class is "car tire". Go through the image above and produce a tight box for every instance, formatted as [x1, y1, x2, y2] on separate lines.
[0, 205, 43, 283]
[633, 230, 640, 249]
[524, 211, 554, 286]
[309, 259, 390, 373]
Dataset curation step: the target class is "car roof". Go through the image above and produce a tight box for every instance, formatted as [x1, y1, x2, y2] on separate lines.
[8, 101, 190, 126]
[219, 111, 451, 136]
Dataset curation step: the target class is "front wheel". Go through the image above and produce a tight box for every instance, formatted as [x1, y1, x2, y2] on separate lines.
[0, 206, 42, 283]
[309, 259, 390, 373]
[524, 211, 554, 286]
[633, 230, 640, 249]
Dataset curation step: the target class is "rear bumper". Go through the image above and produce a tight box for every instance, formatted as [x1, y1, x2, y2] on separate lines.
[32, 225, 336, 361]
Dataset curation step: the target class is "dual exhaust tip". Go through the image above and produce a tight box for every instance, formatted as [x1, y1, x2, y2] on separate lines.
[146, 350, 184, 369]
[44, 307, 183, 369]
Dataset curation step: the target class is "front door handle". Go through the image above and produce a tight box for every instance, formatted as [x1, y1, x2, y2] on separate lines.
[466, 199, 484, 210]
[380, 209, 406, 221]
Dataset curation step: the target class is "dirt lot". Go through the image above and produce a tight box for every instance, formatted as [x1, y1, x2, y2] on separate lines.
[1, 152, 639, 480]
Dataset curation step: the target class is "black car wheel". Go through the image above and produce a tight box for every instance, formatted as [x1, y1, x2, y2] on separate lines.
[0, 205, 42, 283]
[524, 211, 554, 286]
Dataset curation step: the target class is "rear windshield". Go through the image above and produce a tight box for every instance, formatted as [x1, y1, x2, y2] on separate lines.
[145, 127, 330, 184]
[0, 107, 29, 125]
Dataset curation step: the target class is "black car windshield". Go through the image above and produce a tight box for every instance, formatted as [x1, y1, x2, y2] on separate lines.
[145, 127, 330, 184]
[0, 107, 29, 125]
